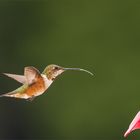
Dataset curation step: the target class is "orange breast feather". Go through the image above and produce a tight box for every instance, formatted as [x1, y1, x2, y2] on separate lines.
[25, 77, 46, 96]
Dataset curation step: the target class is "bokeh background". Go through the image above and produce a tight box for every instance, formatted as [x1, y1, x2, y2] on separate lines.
[0, 0, 140, 139]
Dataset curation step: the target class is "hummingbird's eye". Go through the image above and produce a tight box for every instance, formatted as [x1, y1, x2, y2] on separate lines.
[55, 67, 59, 70]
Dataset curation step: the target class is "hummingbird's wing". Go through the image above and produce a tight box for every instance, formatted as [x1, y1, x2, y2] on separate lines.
[3, 73, 26, 84]
[24, 66, 41, 85]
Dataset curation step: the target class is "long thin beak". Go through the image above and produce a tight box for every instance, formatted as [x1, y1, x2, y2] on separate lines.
[63, 67, 94, 76]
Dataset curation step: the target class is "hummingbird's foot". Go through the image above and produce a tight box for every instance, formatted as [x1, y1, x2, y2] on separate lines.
[27, 96, 36, 102]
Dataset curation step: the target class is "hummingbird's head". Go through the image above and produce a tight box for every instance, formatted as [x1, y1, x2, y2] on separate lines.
[42, 64, 65, 80]
[43, 64, 93, 81]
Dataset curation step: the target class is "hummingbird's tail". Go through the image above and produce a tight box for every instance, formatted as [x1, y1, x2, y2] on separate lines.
[0, 91, 29, 99]
[0, 93, 5, 97]
[0, 92, 16, 98]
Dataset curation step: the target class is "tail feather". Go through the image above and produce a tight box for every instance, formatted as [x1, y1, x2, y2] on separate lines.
[0, 92, 30, 99]
[0, 92, 16, 97]
[0, 94, 5, 97]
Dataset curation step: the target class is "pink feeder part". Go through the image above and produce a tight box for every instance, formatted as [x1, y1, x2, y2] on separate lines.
[124, 111, 140, 137]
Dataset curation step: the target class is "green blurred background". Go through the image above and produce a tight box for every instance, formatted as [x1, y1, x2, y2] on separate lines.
[0, 0, 140, 139]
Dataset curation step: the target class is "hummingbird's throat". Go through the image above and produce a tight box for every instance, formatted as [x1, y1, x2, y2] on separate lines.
[47, 69, 64, 80]
[52, 70, 64, 80]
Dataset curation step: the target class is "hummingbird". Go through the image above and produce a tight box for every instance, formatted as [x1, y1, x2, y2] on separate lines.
[0, 64, 93, 101]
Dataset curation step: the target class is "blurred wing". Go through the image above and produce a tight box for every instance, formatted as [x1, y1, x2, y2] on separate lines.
[3, 73, 26, 84]
[24, 66, 41, 85]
